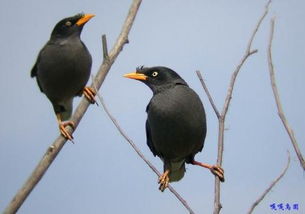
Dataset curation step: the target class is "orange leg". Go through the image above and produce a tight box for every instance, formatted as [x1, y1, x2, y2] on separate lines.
[56, 113, 75, 141]
[158, 169, 170, 192]
[83, 87, 96, 104]
[192, 160, 225, 182]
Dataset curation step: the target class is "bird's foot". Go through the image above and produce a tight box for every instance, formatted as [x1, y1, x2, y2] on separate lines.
[209, 165, 225, 182]
[192, 160, 225, 182]
[158, 169, 170, 192]
[59, 121, 75, 141]
[83, 87, 96, 104]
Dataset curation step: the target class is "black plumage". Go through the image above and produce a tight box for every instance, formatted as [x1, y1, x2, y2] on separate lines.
[124, 66, 224, 191]
[31, 13, 96, 140]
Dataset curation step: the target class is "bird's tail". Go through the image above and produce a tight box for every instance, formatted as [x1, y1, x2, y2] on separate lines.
[54, 99, 73, 121]
[168, 160, 186, 182]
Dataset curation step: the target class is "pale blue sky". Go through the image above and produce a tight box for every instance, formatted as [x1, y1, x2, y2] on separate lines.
[0, 0, 304, 213]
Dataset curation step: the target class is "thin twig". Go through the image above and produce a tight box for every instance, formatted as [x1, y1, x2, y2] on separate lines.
[196, 70, 220, 119]
[267, 18, 305, 170]
[247, 151, 291, 214]
[92, 80, 196, 214]
[102, 34, 109, 61]
[212, 1, 272, 213]
[221, 0, 271, 118]
[3, 1, 142, 214]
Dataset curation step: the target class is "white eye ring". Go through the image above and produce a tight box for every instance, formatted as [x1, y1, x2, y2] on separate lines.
[65, 21, 72, 26]
[152, 71, 158, 77]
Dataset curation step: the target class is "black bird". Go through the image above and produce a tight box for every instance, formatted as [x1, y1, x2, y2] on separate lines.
[31, 13, 96, 140]
[124, 66, 224, 191]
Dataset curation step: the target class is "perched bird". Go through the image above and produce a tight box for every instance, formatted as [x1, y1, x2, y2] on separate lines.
[124, 66, 224, 191]
[31, 13, 96, 140]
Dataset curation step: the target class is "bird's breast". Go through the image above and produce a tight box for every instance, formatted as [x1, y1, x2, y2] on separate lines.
[36, 40, 92, 102]
[147, 87, 206, 160]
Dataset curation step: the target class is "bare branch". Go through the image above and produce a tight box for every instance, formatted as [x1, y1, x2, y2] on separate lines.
[213, 1, 271, 213]
[221, 0, 271, 118]
[196, 70, 220, 119]
[246, 0, 272, 53]
[102, 34, 109, 61]
[3, 1, 142, 214]
[247, 151, 291, 214]
[92, 83, 196, 214]
[267, 18, 305, 170]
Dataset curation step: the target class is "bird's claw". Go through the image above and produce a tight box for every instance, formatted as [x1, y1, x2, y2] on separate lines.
[191, 160, 225, 182]
[158, 170, 170, 192]
[210, 165, 225, 182]
[83, 87, 96, 104]
[59, 121, 75, 141]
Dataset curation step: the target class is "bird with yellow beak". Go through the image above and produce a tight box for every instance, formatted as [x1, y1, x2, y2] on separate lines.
[31, 13, 96, 140]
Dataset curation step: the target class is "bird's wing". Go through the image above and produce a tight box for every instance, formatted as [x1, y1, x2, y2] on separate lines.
[145, 103, 157, 156]
[30, 54, 44, 92]
[30, 61, 37, 78]
[145, 119, 157, 156]
[31, 44, 47, 78]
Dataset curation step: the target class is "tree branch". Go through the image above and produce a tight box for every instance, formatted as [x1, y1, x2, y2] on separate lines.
[267, 18, 305, 170]
[196, 70, 220, 119]
[221, 0, 271, 119]
[3, 1, 142, 213]
[247, 151, 291, 214]
[92, 86, 196, 214]
[211, 1, 272, 213]
[102, 34, 109, 61]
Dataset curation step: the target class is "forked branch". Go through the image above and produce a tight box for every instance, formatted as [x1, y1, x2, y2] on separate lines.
[197, 1, 272, 214]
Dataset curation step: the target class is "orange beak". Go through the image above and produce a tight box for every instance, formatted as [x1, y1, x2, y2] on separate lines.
[123, 72, 148, 81]
[76, 14, 95, 26]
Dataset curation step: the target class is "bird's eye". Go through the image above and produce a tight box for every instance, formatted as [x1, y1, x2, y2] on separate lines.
[152, 72, 158, 77]
[65, 21, 72, 27]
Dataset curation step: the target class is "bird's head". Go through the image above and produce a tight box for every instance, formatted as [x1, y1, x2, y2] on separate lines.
[51, 13, 94, 39]
[124, 66, 188, 93]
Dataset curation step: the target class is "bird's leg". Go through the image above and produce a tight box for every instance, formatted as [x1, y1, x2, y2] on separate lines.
[56, 113, 75, 141]
[191, 160, 225, 182]
[158, 169, 170, 192]
[83, 87, 96, 104]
